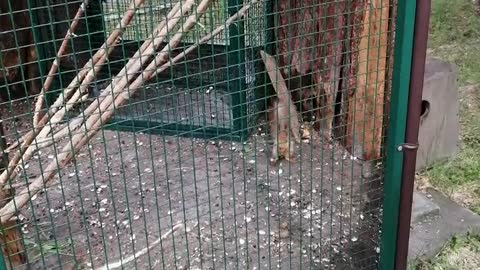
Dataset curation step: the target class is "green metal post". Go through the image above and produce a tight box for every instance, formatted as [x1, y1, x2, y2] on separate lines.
[380, 0, 417, 269]
[0, 252, 6, 270]
[227, 0, 247, 139]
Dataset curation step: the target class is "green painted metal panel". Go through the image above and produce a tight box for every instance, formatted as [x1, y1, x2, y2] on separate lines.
[380, 0, 417, 269]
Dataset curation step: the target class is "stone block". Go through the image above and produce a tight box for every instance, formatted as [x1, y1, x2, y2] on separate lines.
[416, 57, 459, 171]
[411, 192, 440, 224]
[408, 188, 480, 261]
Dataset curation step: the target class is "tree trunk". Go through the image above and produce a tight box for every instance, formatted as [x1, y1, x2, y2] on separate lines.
[344, 0, 390, 160]
[275, 0, 391, 160]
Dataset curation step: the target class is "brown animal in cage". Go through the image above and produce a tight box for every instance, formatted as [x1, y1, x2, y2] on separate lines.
[276, 0, 347, 142]
[261, 50, 301, 165]
[0, 0, 39, 101]
[268, 97, 297, 165]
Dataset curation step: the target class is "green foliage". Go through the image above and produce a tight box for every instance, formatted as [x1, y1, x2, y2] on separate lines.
[428, 147, 480, 189]
[429, 0, 480, 46]
[429, 0, 480, 84]
[24, 237, 74, 262]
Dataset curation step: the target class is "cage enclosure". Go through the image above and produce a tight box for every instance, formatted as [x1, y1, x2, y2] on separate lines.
[31, 0, 272, 141]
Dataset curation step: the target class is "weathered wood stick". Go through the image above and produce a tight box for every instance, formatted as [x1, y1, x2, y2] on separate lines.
[155, 0, 258, 74]
[36, 0, 256, 150]
[0, 0, 194, 222]
[33, 0, 90, 128]
[0, 0, 145, 188]
[0, 0, 257, 222]
[33, 0, 185, 151]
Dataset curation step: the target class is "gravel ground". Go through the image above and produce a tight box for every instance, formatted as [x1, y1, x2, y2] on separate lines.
[0, 97, 381, 270]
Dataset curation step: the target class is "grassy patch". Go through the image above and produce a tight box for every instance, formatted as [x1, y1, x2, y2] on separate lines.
[428, 0, 480, 84]
[420, 0, 480, 215]
[24, 236, 74, 263]
[412, 231, 480, 270]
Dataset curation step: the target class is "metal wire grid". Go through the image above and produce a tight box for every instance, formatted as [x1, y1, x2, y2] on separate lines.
[0, 0, 400, 269]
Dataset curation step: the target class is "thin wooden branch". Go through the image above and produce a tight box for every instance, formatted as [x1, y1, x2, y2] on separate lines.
[51, 0, 256, 149]
[0, 0, 257, 222]
[75, 0, 191, 121]
[69, 0, 205, 138]
[34, 0, 258, 148]
[145, 0, 214, 74]
[22, 0, 192, 152]
[55, 0, 183, 121]
[32, 1, 184, 151]
[33, 0, 90, 128]
[94, 222, 189, 270]
[34, 117, 84, 150]
[155, 0, 256, 75]
[32, 0, 148, 142]
[87, 0, 224, 133]
[0, 0, 145, 188]
[0, 0, 194, 222]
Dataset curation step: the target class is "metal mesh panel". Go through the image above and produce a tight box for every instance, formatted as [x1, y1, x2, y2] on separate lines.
[0, 0, 410, 269]
[31, 0, 268, 140]
[103, 0, 226, 44]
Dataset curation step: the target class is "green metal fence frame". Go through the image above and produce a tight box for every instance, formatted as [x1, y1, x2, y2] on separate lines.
[0, 253, 4, 270]
[380, 0, 417, 269]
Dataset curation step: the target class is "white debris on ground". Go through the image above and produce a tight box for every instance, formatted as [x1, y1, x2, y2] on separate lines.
[1, 98, 377, 269]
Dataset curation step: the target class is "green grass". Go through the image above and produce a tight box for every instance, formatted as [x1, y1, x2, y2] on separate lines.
[428, 0, 480, 85]
[411, 231, 480, 270]
[24, 236, 74, 262]
[422, 0, 480, 215]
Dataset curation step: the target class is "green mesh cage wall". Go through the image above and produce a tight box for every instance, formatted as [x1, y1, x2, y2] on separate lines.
[31, 0, 272, 141]
[0, 0, 414, 269]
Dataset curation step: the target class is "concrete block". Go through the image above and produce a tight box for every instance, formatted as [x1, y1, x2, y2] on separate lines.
[408, 188, 480, 261]
[411, 192, 440, 224]
[416, 57, 459, 171]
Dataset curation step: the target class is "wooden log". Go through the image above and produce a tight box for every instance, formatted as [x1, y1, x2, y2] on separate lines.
[345, 0, 390, 160]
[0, 118, 26, 268]
[275, 0, 348, 141]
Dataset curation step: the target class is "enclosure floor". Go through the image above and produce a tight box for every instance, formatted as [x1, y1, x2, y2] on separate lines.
[0, 99, 378, 270]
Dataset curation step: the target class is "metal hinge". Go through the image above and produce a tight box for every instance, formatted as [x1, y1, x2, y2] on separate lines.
[397, 142, 419, 152]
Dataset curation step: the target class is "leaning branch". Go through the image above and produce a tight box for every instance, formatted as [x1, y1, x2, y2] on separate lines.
[0, 0, 259, 223]
[0, 0, 146, 188]
[33, 0, 90, 128]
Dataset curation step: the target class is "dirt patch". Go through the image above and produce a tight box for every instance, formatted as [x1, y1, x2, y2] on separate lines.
[0, 98, 380, 269]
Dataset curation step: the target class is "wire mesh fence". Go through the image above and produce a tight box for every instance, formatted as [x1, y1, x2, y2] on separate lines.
[0, 0, 408, 269]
